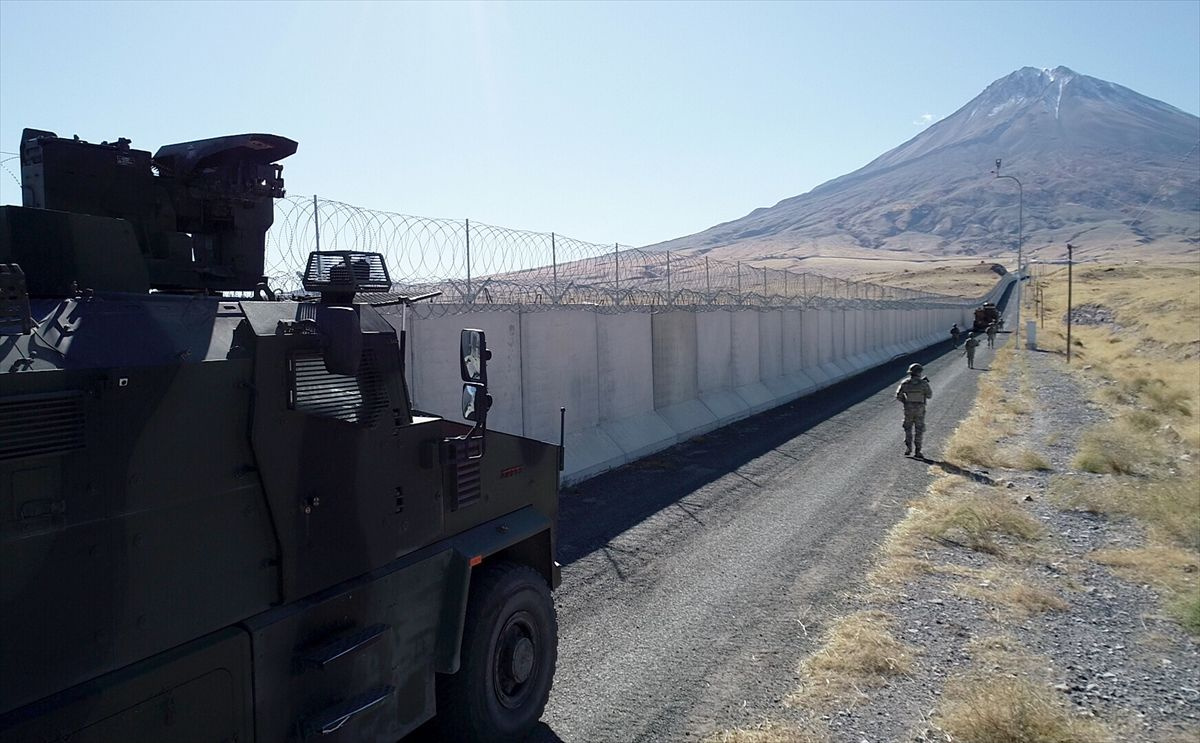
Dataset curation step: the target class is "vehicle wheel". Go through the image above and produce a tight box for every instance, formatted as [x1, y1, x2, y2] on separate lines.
[436, 562, 558, 743]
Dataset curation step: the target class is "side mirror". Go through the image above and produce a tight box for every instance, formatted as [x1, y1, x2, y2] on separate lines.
[461, 383, 491, 422]
[460, 329, 490, 384]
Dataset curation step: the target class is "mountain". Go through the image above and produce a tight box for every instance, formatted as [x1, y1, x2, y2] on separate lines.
[649, 67, 1200, 264]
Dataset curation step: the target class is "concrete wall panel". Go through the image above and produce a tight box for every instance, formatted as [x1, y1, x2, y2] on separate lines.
[730, 311, 761, 387]
[782, 310, 804, 373]
[817, 310, 834, 365]
[651, 312, 698, 408]
[521, 310, 599, 442]
[396, 305, 524, 434]
[759, 310, 783, 381]
[831, 310, 846, 363]
[600, 313, 654, 422]
[697, 311, 733, 393]
[397, 274, 1016, 484]
[599, 313, 676, 459]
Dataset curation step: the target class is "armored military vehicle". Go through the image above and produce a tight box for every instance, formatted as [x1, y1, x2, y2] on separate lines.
[972, 301, 1001, 333]
[0, 129, 561, 742]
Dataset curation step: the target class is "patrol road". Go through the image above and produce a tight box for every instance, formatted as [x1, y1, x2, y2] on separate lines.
[529, 319, 1009, 742]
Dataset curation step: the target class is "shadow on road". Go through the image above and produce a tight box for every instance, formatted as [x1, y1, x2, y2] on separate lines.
[408, 720, 566, 742]
[912, 455, 1001, 486]
[557, 339, 955, 567]
[555, 282, 1015, 568]
[524, 721, 567, 742]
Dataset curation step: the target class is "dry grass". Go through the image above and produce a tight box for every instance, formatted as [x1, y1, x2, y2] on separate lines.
[904, 477, 1044, 555]
[1051, 474, 1200, 550]
[1032, 263, 1200, 451]
[1092, 545, 1200, 633]
[1029, 262, 1200, 636]
[936, 675, 1112, 743]
[1088, 544, 1200, 594]
[957, 567, 1070, 617]
[785, 610, 914, 708]
[1072, 418, 1166, 475]
[943, 347, 1053, 472]
[1011, 448, 1052, 471]
[706, 722, 826, 743]
[944, 349, 1019, 468]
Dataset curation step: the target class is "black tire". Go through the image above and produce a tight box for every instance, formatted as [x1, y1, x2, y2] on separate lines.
[436, 562, 558, 743]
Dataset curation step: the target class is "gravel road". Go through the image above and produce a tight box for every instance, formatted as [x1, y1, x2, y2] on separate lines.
[529, 315, 1007, 742]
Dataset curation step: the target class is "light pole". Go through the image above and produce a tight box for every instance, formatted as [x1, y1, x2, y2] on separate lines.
[992, 158, 1023, 348]
[1066, 243, 1075, 364]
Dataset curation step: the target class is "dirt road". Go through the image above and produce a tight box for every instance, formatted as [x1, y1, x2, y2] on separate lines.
[531, 317, 1007, 742]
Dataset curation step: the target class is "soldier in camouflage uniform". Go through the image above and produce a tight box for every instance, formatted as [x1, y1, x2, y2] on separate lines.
[896, 362, 933, 457]
[986, 322, 998, 348]
[963, 332, 981, 369]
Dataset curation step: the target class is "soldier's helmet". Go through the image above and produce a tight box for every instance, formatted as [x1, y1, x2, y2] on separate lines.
[908, 363, 923, 374]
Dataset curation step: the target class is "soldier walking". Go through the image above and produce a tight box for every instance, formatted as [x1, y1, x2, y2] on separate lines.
[950, 323, 961, 347]
[963, 332, 981, 369]
[896, 363, 933, 457]
[986, 322, 998, 348]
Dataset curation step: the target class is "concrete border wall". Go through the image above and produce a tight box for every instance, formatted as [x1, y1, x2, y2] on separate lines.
[393, 275, 1015, 483]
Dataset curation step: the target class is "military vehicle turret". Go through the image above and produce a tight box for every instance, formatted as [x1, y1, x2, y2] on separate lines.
[0, 129, 561, 742]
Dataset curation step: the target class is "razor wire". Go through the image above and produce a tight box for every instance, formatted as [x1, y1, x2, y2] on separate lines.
[267, 195, 978, 312]
[0, 159, 984, 312]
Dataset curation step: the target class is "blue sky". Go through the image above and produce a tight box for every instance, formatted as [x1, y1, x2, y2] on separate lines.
[1, 0, 1197, 247]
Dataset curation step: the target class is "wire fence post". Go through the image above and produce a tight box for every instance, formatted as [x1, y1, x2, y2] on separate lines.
[666, 251, 671, 298]
[737, 262, 742, 296]
[783, 270, 788, 297]
[313, 195, 320, 251]
[551, 232, 557, 298]
[705, 256, 711, 295]
[465, 218, 472, 304]
[613, 243, 619, 305]
[762, 267, 767, 296]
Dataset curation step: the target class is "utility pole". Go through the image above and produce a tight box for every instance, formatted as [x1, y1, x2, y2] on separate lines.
[993, 159, 1023, 347]
[1066, 243, 1075, 363]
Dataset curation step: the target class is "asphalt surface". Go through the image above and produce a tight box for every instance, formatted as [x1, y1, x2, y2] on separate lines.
[529, 305, 1011, 742]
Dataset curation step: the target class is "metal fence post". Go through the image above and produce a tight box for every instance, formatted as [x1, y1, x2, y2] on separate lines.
[465, 218, 472, 304]
[737, 262, 742, 295]
[762, 267, 768, 296]
[666, 251, 671, 297]
[313, 194, 320, 251]
[551, 232, 557, 297]
[614, 243, 619, 305]
[705, 256, 711, 295]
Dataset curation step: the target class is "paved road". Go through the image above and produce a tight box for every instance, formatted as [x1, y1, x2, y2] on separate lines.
[530, 300, 1011, 742]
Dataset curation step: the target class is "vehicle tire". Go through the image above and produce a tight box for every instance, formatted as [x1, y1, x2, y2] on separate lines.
[436, 561, 558, 743]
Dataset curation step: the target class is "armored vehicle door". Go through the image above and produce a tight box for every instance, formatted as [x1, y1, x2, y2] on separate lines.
[238, 301, 443, 601]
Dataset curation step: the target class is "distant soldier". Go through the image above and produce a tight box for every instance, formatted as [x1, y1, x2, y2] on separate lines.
[950, 323, 961, 347]
[963, 332, 981, 369]
[896, 363, 933, 458]
[986, 322, 998, 348]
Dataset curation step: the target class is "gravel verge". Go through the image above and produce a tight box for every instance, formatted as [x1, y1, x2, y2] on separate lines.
[799, 339, 1200, 742]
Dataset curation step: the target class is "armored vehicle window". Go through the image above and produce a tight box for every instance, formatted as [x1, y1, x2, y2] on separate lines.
[288, 349, 387, 426]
